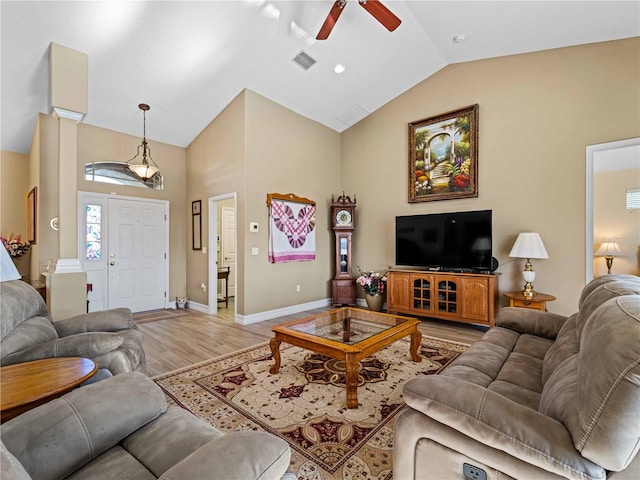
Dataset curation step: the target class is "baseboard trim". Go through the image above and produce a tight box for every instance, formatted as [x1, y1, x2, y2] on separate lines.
[235, 298, 332, 325]
[183, 297, 378, 323]
[186, 301, 209, 314]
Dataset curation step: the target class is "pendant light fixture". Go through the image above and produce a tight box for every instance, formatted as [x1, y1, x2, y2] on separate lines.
[126, 103, 160, 180]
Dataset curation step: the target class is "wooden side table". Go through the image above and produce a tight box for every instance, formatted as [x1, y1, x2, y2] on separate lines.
[1, 357, 98, 422]
[503, 291, 556, 311]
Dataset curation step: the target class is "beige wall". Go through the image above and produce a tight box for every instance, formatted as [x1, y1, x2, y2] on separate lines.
[0, 150, 29, 240]
[341, 38, 640, 316]
[186, 90, 341, 315]
[76, 122, 188, 300]
[186, 92, 246, 306]
[594, 168, 640, 276]
[243, 90, 341, 315]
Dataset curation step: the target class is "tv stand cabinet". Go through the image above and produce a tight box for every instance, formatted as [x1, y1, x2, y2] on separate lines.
[387, 269, 499, 327]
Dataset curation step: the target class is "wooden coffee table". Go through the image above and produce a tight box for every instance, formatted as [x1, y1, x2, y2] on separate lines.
[270, 307, 422, 408]
[1, 357, 98, 422]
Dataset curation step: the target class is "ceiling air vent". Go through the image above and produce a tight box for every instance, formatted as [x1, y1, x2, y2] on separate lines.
[292, 51, 316, 70]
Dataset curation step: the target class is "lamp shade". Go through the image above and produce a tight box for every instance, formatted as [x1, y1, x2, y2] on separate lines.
[594, 242, 622, 257]
[1, 245, 21, 282]
[128, 163, 159, 180]
[509, 232, 549, 259]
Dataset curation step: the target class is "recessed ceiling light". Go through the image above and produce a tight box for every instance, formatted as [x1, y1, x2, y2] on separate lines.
[453, 35, 466, 44]
[334, 64, 346, 74]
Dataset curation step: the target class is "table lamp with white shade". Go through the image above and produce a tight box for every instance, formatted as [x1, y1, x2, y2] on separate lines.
[594, 241, 622, 274]
[509, 232, 549, 299]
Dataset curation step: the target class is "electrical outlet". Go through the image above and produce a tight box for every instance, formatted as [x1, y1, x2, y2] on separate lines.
[201, 282, 207, 292]
[296, 284, 301, 292]
[463, 464, 487, 480]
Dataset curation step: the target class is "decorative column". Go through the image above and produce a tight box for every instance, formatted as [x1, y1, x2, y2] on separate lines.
[46, 43, 88, 320]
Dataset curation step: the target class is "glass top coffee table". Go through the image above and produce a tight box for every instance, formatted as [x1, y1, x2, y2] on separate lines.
[270, 307, 422, 408]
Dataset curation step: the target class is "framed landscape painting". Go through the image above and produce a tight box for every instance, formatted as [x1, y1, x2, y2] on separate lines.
[408, 104, 479, 203]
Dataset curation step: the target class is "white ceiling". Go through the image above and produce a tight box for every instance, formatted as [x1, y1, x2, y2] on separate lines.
[2, 1, 639, 155]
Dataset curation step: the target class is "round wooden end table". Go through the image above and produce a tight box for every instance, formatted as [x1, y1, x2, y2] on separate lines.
[1, 357, 98, 422]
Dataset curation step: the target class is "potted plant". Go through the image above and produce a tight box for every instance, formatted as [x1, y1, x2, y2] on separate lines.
[356, 268, 387, 312]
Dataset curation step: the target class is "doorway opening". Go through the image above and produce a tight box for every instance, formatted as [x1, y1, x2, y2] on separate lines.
[208, 193, 237, 315]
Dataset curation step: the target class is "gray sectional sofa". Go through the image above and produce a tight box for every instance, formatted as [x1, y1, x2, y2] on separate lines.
[394, 274, 640, 480]
[1, 371, 291, 480]
[1, 279, 145, 375]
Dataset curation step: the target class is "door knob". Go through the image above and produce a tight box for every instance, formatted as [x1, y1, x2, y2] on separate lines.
[109, 261, 116, 266]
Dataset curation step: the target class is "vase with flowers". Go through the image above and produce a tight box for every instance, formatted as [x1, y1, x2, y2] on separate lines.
[356, 267, 387, 312]
[1, 234, 31, 281]
[1, 234, 30, 258]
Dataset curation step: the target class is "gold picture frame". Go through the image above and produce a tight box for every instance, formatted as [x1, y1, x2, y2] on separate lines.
[27, 187, 37, 243]
[192, 200, 202, 250]
[408, 104, 479, 203]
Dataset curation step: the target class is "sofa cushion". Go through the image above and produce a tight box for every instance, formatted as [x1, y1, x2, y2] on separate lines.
[1, 332, 124, 365]
[65, 445, 156, 480]
[539, 354, 579, 434]
[576, 278, 640, 340]
[0, 280, 48, 341]
[542, 314, 579, 385]
[0, 316, 59, 364]
[575, 295, 640, 471]
[53, 308, 137, 336]
[123, 406, 225, 477]
[441, 327, 519, 387]
[578, 274, 640, 308]
[158, 431, 292, 480]
[0, 441, 31, 480]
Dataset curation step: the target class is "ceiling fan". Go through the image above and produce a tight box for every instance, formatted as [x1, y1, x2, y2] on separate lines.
[316, 0, 401, 40]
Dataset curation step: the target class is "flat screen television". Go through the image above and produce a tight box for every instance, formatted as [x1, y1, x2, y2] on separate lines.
[395, 210, 493, 272]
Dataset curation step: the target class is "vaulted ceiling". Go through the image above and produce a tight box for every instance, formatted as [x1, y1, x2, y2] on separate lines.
[2, 1, 638, 155]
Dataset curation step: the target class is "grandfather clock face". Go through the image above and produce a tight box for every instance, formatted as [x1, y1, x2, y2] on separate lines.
[331, 201, 355, 280]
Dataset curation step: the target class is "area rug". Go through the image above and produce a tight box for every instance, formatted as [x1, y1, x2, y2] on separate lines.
[154, 336, 468, 480]
[133, 309, 191, 324]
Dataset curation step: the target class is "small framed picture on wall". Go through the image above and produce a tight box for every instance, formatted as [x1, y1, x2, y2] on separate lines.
[192, 200, 202, 250]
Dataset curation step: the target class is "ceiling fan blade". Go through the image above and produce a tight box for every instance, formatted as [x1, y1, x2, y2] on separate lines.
[316, 0, 347, 40]
[359, 0, 401, 32]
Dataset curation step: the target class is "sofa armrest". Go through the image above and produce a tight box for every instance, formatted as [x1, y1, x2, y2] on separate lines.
[403, 375, 604, 479]
[53, 308, 137, 336]
[159, 431, 291, 480]
[495, 307, 567, 339]
[1, 372, 165, 480]
[1, 333, 124, 365]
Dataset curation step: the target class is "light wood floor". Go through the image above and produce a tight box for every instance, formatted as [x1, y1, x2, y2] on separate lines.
[138, 299, 488, 377]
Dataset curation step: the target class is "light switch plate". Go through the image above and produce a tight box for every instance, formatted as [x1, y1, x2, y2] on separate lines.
[251, 247, 259, 256]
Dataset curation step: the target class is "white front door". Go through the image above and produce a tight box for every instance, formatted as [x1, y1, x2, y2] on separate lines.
[221, 206, 236, 298]
[107, 198, 167, 312]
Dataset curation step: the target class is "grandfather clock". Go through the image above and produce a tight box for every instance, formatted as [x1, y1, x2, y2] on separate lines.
[331, 193, 357, 307]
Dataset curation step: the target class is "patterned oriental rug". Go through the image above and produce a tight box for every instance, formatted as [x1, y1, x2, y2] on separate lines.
[154, 336, 469, 480]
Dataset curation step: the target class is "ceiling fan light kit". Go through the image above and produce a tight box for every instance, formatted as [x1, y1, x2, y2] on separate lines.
[316, 0, 401, 40]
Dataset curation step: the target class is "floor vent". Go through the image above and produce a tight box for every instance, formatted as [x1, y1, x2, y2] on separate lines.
[292, 51, 316, 70]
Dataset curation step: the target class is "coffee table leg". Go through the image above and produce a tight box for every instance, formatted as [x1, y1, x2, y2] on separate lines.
[269, 337, 282, 374]
[345, 353, 359, 409]
[410, 329, 423, 362]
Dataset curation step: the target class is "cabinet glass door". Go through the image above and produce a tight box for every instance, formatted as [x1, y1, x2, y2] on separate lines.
[437, 280, 457, 313]
[412, 277, 432, 310]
